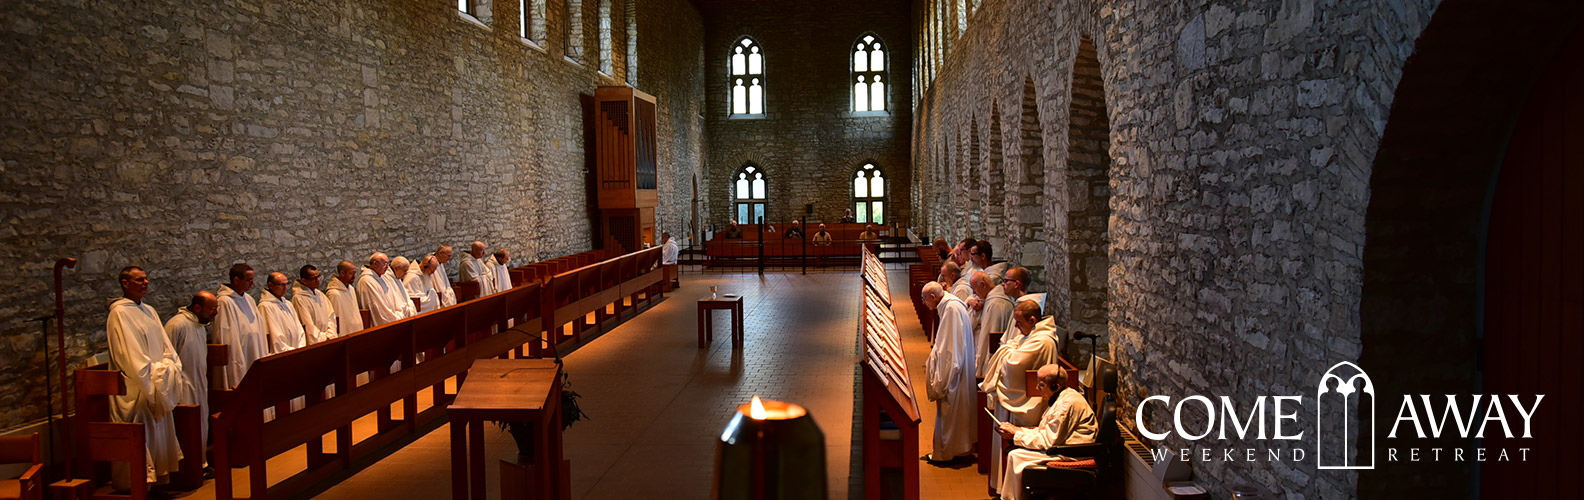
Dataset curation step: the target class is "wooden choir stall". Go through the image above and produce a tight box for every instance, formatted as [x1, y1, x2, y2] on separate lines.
[49, 246, 668, 500]
[858, 248, 921, 500]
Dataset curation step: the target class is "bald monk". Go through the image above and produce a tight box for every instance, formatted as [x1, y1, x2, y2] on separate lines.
[430, 245, 458, 307]
[458, 241, 497, 296]
[164, 290, 216, 448]
[259, 272, 306, 354]
[358, 252, 413, 326]
[106, 266, 186, 487]
[922, 281, 976, 462]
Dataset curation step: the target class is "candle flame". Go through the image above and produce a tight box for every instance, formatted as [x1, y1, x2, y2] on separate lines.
[749, 395, 767, 419]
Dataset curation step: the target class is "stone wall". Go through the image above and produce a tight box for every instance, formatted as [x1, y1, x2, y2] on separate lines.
[0, 0, 703, 430]
[911, 0, 1440, 497]
[699, 0, 914, 228]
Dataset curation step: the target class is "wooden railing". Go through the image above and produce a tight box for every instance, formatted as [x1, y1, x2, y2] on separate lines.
[206, 246, 665, 500]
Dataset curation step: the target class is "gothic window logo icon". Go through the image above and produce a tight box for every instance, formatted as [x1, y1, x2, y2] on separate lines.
[1317, 361, 1374, 469]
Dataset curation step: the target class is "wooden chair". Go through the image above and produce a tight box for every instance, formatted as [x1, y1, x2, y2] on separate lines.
[0, 433, 42, 500]
[73, 366, 147, 500]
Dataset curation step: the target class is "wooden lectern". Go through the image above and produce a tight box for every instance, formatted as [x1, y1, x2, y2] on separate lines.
[593, 86, 658, 255]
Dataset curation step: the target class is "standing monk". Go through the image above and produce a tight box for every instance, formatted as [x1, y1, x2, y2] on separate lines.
[164, 290, 217, 449]
[213, 263, 267, 388]
[259, 272, 306, 355]
[325, 260, 364, 335]
[431, 245, 458, 307]
[106, 266, 187, 488]
[922, 281, 976, 462]
[291, 264, 338, 344]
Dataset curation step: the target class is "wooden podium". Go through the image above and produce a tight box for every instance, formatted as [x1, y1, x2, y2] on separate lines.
[593, 86, 658, 255]
[859, 248, 921, 500]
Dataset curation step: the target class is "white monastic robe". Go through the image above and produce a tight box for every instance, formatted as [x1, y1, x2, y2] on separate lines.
[977, 285, 1016, 378]
[404, 263, 440, 313]
[950, 279, 973, 302]
[984, 314, 1061, 488]
[661, 239, 679, 265]
[925, 293, 977, 459]
[984, 262, 1009, 282]
[459, 253, 495, 295]
[213, 285, 267, 389]
[998, 387, 1098, 500]
[291, 281, 338, 344]
[430, 257, 458, 307]
[259, 292, 306, 355]
[106, 298, 186, 487]
[491, 258, 513, 294]
[163, 307, 209, 444]
[326, 277, 364, 336]
[357, 266, 411, 326]
[953, 261, 981, 292]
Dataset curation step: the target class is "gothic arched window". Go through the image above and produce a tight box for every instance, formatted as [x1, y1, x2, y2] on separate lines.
[730, 37, 764, 116]
[852, 34, 886, 112]
[852, 163, 886, 224]
[734, 164, 767, 223]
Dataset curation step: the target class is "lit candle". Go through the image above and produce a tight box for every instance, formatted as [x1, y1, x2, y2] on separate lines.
[713, 395, 826, 500]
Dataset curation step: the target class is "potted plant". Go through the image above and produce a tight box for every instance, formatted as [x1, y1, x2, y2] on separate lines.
[497, 370, 588, 460]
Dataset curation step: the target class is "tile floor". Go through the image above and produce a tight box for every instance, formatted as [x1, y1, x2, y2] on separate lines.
[169, 269, 989, 500]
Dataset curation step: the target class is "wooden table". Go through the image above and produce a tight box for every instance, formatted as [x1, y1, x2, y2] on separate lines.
[449, 358, 564, 500]
[697, 295, 744, 348]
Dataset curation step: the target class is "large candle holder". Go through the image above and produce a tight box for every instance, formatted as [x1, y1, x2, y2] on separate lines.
[712, 396, 827, 500]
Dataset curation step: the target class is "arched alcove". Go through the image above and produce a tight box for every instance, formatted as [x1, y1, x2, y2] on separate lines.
[1064, 36, 1112, 363]
[963, 116, 975, 237]
[1016, 76, 1046, 287]
[987, 100, 1008, 260]
[1357, 5, 1583, 499]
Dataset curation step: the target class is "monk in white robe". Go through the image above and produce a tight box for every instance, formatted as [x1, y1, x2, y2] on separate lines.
[213, 263, 267, 389]
[326, 260, 364, 335]
[260, 273, 306, 354]
[291, 265, 338, 344]
[431, 245, 458, 307]
[163, 291, 217, 449]
[978, 281, 1016, 377]
[983, 300, 1061, 489]
[967, 272, 995, 362]
[922, 282, 976, 462]
[491, 249, 514, 293]
[405, 256, 441, 313]
[357, 253, 413, 326]
[458, 241, 496, 296]
[996, 367, 1097, 500]
[968, 240, 1007, 282]
[938, 261, 972, 301]
[105, 267, 187, 487]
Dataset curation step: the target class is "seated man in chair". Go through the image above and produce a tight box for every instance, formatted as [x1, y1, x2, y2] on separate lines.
[995, 363, 1097, 499]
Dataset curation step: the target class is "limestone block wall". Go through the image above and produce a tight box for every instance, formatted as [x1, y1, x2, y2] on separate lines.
[0, 0, 703, 430]
[911, 0, 1440, 497]
[699, 0, 914, 228]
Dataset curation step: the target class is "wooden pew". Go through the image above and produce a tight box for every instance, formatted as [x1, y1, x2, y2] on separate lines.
[207, 246, 661, 500]
[72, 365, 148, 500]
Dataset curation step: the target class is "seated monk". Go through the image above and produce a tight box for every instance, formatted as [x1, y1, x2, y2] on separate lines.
[725, 221, 744, 239]
[995, 363, 1098, 500]
[811, 224, 833, 246]
[784, 220, 805, 239]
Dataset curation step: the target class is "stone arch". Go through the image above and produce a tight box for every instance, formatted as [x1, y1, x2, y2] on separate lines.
[1015, 75, 1046, 287]
[1063, 36, 1112, 362]
[1356, 5, 1583, 499]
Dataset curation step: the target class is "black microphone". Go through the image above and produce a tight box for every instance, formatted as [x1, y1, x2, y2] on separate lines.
[1071, 331, 1100, 340]
[30, 315, 53, 323]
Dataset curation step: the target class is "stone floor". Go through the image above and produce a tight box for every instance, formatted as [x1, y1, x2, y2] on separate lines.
[169, 268, 988, 500]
